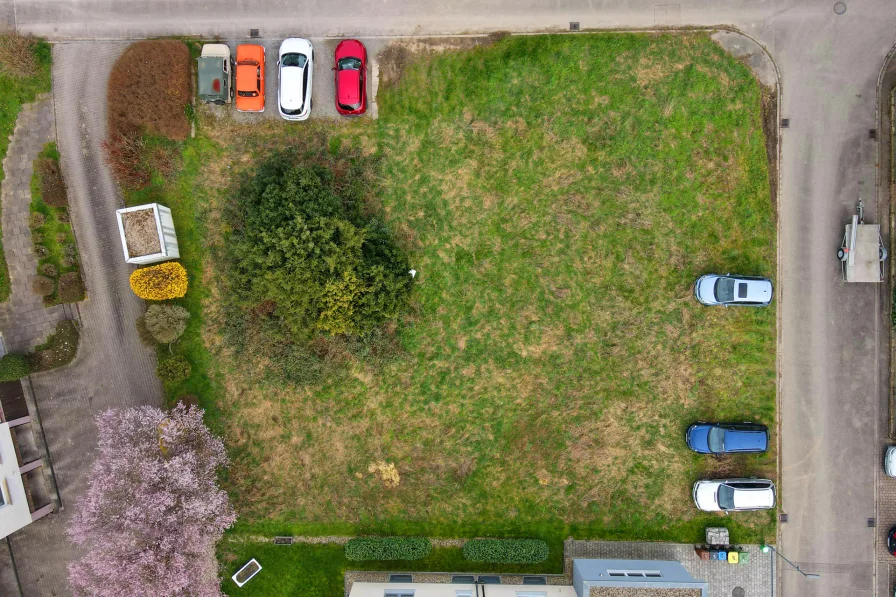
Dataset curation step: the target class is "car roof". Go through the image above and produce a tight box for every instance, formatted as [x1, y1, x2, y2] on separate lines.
[730, 483, 775, 509]
[236, 64, 259, 91]
[720, 425, 768, 451]
[280, 37, 312, 55]
[200, 44, 230, 58]
[279, 65, 305, 111]
[338, 69, 361, 103]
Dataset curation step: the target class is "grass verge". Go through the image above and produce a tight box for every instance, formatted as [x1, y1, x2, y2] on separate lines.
[0, 36, 52, 302]
[218, 542, 563, 597]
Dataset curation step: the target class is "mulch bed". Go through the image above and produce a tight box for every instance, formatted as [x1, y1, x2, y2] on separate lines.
[121, 208, 161, 257]
[107, 40, 191, 141]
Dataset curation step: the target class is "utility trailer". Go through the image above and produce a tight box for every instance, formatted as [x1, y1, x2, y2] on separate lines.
[838, 199, 887, 282]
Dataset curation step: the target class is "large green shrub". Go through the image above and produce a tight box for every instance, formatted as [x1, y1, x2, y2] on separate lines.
[345, 537, 431, 561]
[462, 539, 548, 564]
[0, 354, 29, 380]
[225, 154, 412, 341]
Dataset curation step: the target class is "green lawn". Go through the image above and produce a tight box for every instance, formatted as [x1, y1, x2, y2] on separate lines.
[0, 38, 52, 301]
[134, 31, 776, 597]
[218, 542, 564, 597]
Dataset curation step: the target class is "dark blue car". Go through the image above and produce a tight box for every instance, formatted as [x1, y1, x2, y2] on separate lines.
[686, 422, 768, 455]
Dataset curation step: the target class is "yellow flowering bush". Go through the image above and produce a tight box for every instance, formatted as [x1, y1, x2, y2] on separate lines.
[129, 262, 188, 300]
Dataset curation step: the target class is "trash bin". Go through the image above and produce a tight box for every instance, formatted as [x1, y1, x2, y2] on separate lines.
[739, 551, 750, 564]
[694, 547, 711, 561]
[717, 550, 727, 561]
[728, 551, 739, 564]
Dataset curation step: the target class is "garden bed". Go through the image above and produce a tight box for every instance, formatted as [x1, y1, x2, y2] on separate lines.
[30, 142, 84, 305]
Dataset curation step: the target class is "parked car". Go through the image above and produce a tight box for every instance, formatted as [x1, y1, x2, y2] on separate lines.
[885, 446, 896, 477]
[334, 39, 367, 115]
[888, 526, 896, 557]
[277, 38, 313, 121]
[692, 478, 776, 512]
[235, 44, 265, 112]
[197, 44, 233, 105]
[694, 274, 773, 307]
[686, 422, 769, 455]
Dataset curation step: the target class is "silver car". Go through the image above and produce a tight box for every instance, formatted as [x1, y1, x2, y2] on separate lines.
[693, 478, 776, 512]
[277, 38, 313, 121]
[885, 446, 896, 477]
[694, 274, 773, 307]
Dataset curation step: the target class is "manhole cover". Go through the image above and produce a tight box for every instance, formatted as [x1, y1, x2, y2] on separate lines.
[733, 588, 745, 597]
[833, 2, 847, 14]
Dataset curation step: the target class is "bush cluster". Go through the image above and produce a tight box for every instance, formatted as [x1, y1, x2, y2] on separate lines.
[462, 539, 549, 564]
[224, 153, 412, 344]
[144, 304, 190, 344]
[344, 537, 431, 561]
[0, 354, 30, 381]
[157, 355, 191, 384]
[130, 262, 188, 300]
[32, 275, 54, 297]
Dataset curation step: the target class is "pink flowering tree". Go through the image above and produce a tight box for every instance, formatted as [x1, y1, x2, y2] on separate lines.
[67, 404, 236, 597]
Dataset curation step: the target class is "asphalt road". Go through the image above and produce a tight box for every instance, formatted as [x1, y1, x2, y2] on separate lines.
[1, 2, 895, 597]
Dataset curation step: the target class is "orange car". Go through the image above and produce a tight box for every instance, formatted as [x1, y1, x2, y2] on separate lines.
[235, 44, 265, 112]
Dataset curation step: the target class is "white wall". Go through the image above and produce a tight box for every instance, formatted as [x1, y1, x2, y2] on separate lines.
[349, 582, 577, 597]
[0, 423, 32, 539]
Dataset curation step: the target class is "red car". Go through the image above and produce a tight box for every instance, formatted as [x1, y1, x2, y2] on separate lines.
[334, 40, 367, 115]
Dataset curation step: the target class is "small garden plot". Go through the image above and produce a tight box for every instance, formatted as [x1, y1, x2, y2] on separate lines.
[30, 142, 84, 305]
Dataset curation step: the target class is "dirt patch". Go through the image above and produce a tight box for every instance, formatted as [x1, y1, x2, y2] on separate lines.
[760, 84, 778, 214]
[121, 208, 161, 257]
[107, 40, 191, 140]
[36, 158, 67, 207]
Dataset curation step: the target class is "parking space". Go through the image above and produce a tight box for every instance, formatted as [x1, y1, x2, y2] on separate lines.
[209, 37, 388, 122]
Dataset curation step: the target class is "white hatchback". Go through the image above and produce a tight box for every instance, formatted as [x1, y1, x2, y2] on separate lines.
[885, 446, 896, 477]
[277, 38, 313, 121]
[693, 478, 776, 512]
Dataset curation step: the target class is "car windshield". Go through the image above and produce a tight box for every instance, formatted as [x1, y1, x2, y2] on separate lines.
[338, 57, 362, 71]
[281, 53, 307, 68]
[715, 277, 735, 302]
[708, 427, 725, 452]
[717, 485, 735, 510]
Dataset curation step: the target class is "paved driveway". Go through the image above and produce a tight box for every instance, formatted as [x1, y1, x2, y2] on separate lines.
[0, 3, 895, 597]
[5, 42, 163, 597]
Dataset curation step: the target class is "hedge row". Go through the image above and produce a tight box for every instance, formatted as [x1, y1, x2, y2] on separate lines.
[462, 539, 549, 564]
[345, 537, 431, 561]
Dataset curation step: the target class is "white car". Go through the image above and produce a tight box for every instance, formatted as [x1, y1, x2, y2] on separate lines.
[885, 446, 896, 477]
[694, 274, 773, 307]
[277, 38, 313, 121]
[693, 478, 776, 512]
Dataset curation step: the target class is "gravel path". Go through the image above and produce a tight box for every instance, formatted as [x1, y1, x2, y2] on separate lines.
[6, 42, 164, 597]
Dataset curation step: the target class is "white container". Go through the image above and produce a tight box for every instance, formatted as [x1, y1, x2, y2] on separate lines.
[115, 203, 180, 265]
[232, 558, 262, 587]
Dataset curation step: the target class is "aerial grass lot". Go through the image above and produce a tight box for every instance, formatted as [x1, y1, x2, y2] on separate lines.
[140, 32, 776, 594]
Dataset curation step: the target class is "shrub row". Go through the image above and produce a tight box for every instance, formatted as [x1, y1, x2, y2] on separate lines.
[345, 537, 431, 561]
[462, 539, 549, 564]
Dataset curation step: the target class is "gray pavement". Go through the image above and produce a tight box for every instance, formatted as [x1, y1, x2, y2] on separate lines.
[0, 2, 891, 597]
[0, 96, 69, 352]
[5, 42, 163, 597]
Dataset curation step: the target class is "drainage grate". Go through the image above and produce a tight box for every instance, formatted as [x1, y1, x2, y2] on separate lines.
[868, 518, 876, 527]
[570, 22, 580, 31]
[870, 129, 877, 140]
[833, 2, 847, 15]
[780, 118, 789, 128]
[249, 28, 260, 38]
[732, 588, 745, 597]
[779, 512, 788, 523]
[273, 536, 293, 545]
[478, 576, 501, 584]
